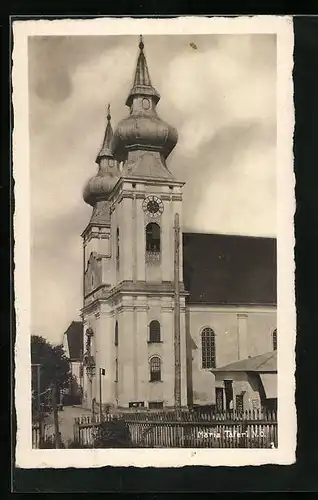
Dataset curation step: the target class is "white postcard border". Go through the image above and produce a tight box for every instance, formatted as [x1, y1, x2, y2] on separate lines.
[13, 15, 296, 468]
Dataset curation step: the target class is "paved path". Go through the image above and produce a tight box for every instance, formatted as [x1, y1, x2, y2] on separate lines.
[45, 406, 91, 447]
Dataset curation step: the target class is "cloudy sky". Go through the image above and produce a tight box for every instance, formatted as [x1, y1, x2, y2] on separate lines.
[28, 34, 277, 344]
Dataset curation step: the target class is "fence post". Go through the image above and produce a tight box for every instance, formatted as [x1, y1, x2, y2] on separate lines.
[73, 417, 79, 444]
[39, 410, 45, 448]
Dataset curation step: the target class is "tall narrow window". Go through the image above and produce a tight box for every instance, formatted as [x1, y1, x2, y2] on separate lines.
[116, 228, 120, 269]
[149, 356, 161, 382]
[272, 328, 277, 351]
[114, 321, 118, 346]
[115, 358, 118, 382]
[146, 223, 160, 252]
[149, 320, 161, 343]
[201, 327, 216, 369]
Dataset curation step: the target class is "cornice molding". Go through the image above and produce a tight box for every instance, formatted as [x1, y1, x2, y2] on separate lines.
[188, 304, 277, 313]
[107, 280, 188, 300]
[171, 194, 182, 202]
[117, 305, 135, 314]
[161, 307, 174, 313]
[81, 280, 189, 314]
[133, 306, 149, 312]
[81, 222, 111, 239]
[107, 175, 185, 211]
[160, 194, 172, 201]
[84, 283, 111, 301]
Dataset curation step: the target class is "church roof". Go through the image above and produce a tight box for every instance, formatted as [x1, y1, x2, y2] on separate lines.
[211, 351, 277, 373]
[63, 321, 83, 361]
[183, 233, 276, 306]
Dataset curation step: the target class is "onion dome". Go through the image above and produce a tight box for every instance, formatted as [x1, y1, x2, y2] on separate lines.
[112, 36, 178, 164]
[83, 105, 118, 207]
[83, 175, 116, 207]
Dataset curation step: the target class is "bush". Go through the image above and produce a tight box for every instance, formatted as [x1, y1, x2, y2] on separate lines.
[93, 418, 132, 448]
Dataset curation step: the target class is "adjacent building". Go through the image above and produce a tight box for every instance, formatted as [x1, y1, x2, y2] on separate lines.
[211, 350, 277, 412]
[62, 321, 84, 403]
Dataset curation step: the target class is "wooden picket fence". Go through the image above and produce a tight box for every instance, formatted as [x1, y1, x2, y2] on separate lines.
[32, 422, 55, 448]
[73, 409, 278, 448]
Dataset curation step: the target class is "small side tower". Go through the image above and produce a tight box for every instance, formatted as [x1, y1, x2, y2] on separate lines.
[81, 105, 119, 410]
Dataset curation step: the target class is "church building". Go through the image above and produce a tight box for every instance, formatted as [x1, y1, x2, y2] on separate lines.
[81, 36, 277, 412]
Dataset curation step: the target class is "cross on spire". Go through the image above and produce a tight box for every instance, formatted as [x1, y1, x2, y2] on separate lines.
[139, 34, 144, 50]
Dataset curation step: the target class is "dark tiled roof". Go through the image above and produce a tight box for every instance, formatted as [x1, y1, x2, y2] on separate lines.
[211, 351, 277, 373]
[64, 321, 83, 361]
[182, 233, 276, 306]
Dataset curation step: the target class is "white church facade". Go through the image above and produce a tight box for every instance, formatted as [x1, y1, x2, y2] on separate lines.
[80, 36, 277, 412]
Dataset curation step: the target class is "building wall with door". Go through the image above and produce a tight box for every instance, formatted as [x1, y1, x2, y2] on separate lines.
[213, 371, 263, 412]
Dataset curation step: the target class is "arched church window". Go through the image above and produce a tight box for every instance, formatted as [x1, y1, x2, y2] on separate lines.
[114, 321, 118, 346]
[149, 356, 161, 382]
[146, 222, 160, 252]
[149, 320, 161, 343]
[201, 327, 216, 369]
[272, 328, 277, 351]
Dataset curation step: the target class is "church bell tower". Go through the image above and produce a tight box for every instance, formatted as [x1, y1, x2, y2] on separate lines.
[81, 36, 188, 410]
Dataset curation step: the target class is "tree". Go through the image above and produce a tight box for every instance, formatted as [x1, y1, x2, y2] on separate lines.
[31, 335, 71, 412]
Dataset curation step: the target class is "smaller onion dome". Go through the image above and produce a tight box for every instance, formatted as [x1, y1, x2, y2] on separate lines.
[83, 174, 117, 207]
[83, 104, 118, 207]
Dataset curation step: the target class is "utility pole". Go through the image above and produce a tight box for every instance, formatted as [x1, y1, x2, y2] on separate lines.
[174, 213, 181, 413]
[99, 368, 105, 422]
[79, 347, 84, 404]
[51, 383, 62, 449]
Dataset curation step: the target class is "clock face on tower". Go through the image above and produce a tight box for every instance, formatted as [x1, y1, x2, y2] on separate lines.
[142, 196, 164, 217]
